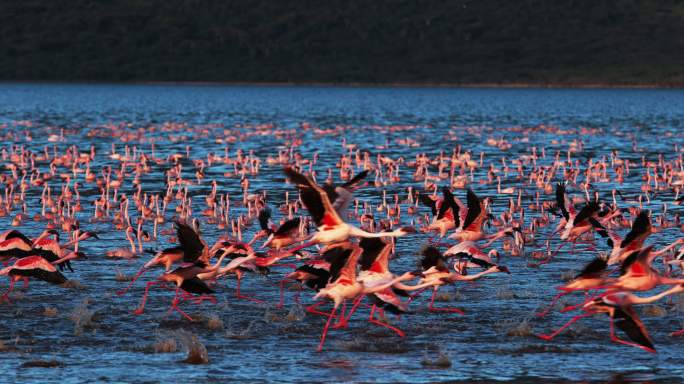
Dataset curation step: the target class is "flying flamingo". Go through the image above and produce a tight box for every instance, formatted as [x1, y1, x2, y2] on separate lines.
[0, 229, 58, 262]
[282, 167, 415, 252]
[447, 189, 488, 242]
[0, 251, 86, 302]
[343, 237, 416, 336]
[132, 250, 228, 321]
[420, 187, 461, 238]
[117, 220, 220, 296]
[562, 246, 684, 313]
[444, 240, 501, 273]
[606, 210, 652, 265]
[31, 228, 97, 271]
[309, 241, 364, 351]
[612, 246, 684, 292]
[261, 217, 303, 252]
[213, 243, 269, 303]
[536, 256, 614, 317]
[280, 258, 331, 308]
[310, 241, 414, 351]
[537, 284, 684, 353]
[398, 246, 509, 313]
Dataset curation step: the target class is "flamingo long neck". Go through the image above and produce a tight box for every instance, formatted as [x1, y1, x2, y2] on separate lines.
[393, 279, 439, 291]
[653, 241, 680, 256]
[32, 231, 50, 246]
[658, 276, 684, 286]
[220, 254, 256, 273]
[455, 267, 499, 281]
[127, 231, 136, 253]
[207, 252, 227, 271]
[349, 225, 403, 238]
[52, 252, 76, 266]
[629, 286, 684, 305]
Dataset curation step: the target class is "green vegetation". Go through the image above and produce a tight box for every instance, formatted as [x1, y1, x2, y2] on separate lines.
[1, 0, 683, 85]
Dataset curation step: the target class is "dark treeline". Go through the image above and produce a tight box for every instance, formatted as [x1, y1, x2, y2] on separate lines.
[2, 0, 683, 85]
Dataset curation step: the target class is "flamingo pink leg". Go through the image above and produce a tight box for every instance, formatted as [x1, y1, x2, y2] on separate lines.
[277, 278, 292, 309]
[536, 291, 569, 317]
[235, 274, 264, 304]
[670, 329, 684, 337]
[536, 313, 593, 341]
[407, 287, 429, 302]
[538, 241, 567, 265]
[336, 295, 365, 328]
[307, 301, 342, 318]
[368, 304, 405, 337]
[116, 266, 147, 296]
[332, 300, 348, 328]
[2, 278, 15, 303]
[317, 305, 338, 352]
[333, 300, 347, 329]
[428, 287, 464, 314]
[167, 291, 195, 322]
[286, 241, 317, 255]
[560, 291, 610, 313]
[133, 281, 159, 315]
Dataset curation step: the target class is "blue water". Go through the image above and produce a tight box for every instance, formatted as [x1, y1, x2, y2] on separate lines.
[0, 84, 683, 383]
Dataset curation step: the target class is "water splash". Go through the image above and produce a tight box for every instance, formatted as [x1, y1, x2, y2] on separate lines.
[420, 346, 452, 368]
[69, 298, 95, 336]
[176, 330, 209, 364]
[205, 314, 224, 330]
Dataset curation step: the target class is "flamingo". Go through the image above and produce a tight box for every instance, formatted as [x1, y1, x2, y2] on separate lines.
[447, 189, 488, 242]
[606, 210, 652, 265]
[0, 251, 86, 302]
[310, 241, 364, 351]
[261, 217, 303, 251]
[106, 226, 138, 258]
[310, 241, 414, 351]
[132, 249, 228, 321]
[562, 246, 684, 313]
[536, 256, 614, 317]
[398, 246, 465, 314]
[0, 229, 57, 262]
[280, 258, 331, 308]
[537, 284, 684, 353]
[420, 187, 461, 238]
[611, 246, 684, 292]
[282, 167, 415, 252]
[398, 245, 509, 313]
[213, 243, 269, 303]
[443, 241, 501, 273]
[32, 228, 97, 272]
[349, 237, 417, 336]
[116, 220, 220, 296]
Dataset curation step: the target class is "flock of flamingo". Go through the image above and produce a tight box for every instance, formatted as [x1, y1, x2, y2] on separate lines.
[1, 124, 684, 353]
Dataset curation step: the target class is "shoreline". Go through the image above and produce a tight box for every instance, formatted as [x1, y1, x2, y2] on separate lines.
[0, 80, 682, 89]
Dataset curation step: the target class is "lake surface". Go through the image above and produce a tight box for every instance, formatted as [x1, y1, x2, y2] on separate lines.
[0, 84, 683, 383]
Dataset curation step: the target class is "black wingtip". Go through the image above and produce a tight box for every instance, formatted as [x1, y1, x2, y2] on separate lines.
[341, 169, 369, 188]
[283, 166, 312, 187]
